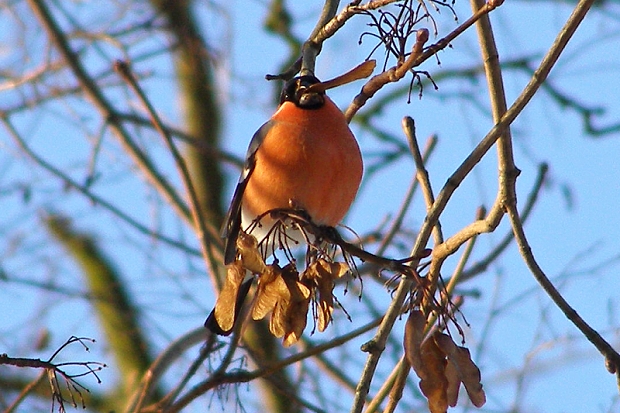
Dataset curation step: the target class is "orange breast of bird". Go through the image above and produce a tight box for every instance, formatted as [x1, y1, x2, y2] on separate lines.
[243, 97, 363, 227]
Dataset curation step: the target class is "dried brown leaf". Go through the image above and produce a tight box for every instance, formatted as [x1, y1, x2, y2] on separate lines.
[213, 261, 246, 332]
[444, 356, 461, 407]
[281, 293, 309, 346]
[281, 266, 311, 346]
[251, 265, 285, 321]
[237, 231, 267, 274]
[303, 260, 349, 332]
[270, 297, 287, 338]
[321, 260, 350, 279]
[418, 336, 449, 413]
[316, 299, 331, 332]
[403, 309, 427, 371]
[254, 264, 310, 345]
[267, 265, 294, 338]
[434, 333, 486, 408]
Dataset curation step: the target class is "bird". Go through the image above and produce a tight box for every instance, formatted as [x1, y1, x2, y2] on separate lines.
[206, 61, 375, 335]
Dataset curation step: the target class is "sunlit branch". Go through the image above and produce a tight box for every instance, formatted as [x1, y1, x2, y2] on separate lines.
[461, 163, 548, 281]
[300, 0, 341, 76]
[403, 119, 443, 246]
[349, 0, 596, 408]
[345, 0, 504, 121]
[375, 134, 438, 257]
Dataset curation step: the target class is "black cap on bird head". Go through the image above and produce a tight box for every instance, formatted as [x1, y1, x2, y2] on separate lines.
[280, 75, 325, 109]
[278, 60, 377, 110]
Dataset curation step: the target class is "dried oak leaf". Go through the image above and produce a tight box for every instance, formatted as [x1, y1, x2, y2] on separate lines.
[434, 333, 486, 408]
[302, 260, 349, 332]
[213, 261, 246, 333]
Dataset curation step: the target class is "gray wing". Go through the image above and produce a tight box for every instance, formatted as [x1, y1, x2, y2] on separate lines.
[222, 120, 274, 264]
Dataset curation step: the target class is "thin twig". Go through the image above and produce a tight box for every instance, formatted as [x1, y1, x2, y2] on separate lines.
[486, 0, 619, 388]
[375, 135, 437, 257]
[125, 327, 210, 413]
[402, 117, 443, 314]
[381, 356, 410, 413]
[157, 337, 215, 412]
[27, 0, 195, 232]
[362, 355, 403, 413]
[349, 267, 422, 413]
[310, 351, 363, 400]
[312, 0, 405, 47]
[345, 0, 504, 120]
[116, 112, 243, 168]
[507, 204, 620, 391]
[443, 207, 485, 296]
[300, 0, 341, 76]
[502, 0, 620, 393]
[167, 317, 383, 413]
[345, 28, 430, 122]
[417, 0, 595, 258]
[403, 119, 442, 246]
[423, 0, 514, 313]
[0, 114, 202, 258]
[0, 337, 105, 413]
[3, 371, 47, 413]
[421, 203, 481, 343]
